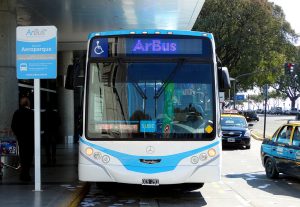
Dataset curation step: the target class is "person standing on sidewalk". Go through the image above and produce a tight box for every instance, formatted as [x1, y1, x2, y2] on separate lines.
[43, 105, 60, 166]
[11, 97, 34, 181]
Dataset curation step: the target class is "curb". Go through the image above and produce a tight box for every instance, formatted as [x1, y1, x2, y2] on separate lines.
[251, 130, 264, 141]
[59, 182, 90, 207]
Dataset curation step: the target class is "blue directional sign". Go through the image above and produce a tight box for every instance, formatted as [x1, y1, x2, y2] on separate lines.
[140, 120, 157, 133]
[16, 26, 57, 79]
[235, 94, 245, 101]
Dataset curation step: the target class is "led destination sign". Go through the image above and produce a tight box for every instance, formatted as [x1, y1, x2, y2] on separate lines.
[126, 38, 203, 56]
[90, 37, 211, 58]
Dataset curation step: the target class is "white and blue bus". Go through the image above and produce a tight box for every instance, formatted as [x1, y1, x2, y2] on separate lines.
[77, 30, 230, 187]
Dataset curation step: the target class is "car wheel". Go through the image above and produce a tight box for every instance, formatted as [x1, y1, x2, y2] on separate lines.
[265, 158, 279, 179]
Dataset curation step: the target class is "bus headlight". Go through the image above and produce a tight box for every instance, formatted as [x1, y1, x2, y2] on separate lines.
[208, 148, 216, 157]
[85, 147, 93, 156]
[191, 156, 199, 164]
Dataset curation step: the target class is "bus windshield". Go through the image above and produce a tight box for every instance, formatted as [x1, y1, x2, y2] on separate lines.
[86, 61, 215, 140]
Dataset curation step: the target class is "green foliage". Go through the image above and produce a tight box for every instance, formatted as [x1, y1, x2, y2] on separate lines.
[248, 93, 264, 103]
[193, 0, 299, 90]
[273, 60, 300, 108]
[268, 90, 287, 100]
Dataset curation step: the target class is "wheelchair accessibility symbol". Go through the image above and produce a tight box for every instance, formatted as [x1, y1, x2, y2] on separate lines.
[94, 41, 104, 55]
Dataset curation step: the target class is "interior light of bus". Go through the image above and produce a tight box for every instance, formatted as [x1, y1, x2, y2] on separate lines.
[203, 33, 208, 36]
[93, 152, 102, 160]
[142, 31, 148, 34]
[130, 31, 136, 34]
[155, 31, 160, 34]
[167, 31, 173, 35]
[191, 156, 199, 164]
[85, 147, 93, 156]
[102, 155, 110, 163]
[199, 153, 208, 161]
[208, 148, 216, 157]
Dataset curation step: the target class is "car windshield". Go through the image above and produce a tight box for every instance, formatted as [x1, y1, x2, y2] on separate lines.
[86, 61, 215, 140]
[221, 116, 247, 128]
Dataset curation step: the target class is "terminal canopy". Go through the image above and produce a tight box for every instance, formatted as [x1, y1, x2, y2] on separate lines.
[17, 0, 205, 45]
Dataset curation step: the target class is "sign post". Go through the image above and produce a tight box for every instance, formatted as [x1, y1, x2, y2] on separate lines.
[16, 26, 57, 191]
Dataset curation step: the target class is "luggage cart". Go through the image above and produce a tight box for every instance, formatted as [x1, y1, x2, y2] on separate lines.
[0, 130, 20, 179]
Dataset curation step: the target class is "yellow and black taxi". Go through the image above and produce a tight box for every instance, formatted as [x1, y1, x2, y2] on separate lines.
[261, 121, 300, 179]
[221, 112, 252, 149]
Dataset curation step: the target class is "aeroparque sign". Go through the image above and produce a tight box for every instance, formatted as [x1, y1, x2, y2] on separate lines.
[16, 26, 57, 79]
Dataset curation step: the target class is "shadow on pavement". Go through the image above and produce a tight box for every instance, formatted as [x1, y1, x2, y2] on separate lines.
[222, 146, 249, 151]
[225, 171, 300, 200]
[80, 182, 208, 207]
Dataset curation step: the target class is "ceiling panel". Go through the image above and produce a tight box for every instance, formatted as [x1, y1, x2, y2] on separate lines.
[17, 0, 204, 48]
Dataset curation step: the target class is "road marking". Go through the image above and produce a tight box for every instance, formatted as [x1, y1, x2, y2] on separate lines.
[139, 199, 159, 207]
[234, 194, 251, 206]
[258, 184, 271, 189]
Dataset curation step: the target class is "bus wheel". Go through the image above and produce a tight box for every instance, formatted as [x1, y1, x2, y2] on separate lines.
[265, 158, 279, 179]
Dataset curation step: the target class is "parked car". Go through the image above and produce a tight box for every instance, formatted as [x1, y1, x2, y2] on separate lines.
[256, 109, 264, 114]
[243, 111, 259, 122]
[287, 108, 299, 115]
[221, 114, 253, 149]
[261, 122, 300, 179]
[269, 107, 283, 115]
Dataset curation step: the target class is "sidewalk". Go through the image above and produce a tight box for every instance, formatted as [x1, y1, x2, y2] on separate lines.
[0, 144, 88, 207]
[251, 130, 271, 141]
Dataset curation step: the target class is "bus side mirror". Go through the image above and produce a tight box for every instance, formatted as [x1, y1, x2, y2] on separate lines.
[65, 64, 84, 90]
[218, 67, 231, 91]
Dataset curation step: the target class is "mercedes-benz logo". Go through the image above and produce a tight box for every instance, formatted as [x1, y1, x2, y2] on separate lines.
[146, 146, 155, 154]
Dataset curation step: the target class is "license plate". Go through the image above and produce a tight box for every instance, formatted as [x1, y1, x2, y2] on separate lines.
[228, 138, 235, 142]
[142, 179, 159, 186]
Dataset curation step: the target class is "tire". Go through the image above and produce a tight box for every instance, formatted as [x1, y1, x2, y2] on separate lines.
[245, 145, 251, 149]
[265, 158, 279, 179]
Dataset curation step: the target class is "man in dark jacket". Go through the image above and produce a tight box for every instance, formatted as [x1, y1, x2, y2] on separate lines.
[43, 105, 60, 166]
[11, 97, 34, 181]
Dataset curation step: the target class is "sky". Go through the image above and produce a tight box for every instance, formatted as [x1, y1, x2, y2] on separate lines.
[269, 0, 300, 45]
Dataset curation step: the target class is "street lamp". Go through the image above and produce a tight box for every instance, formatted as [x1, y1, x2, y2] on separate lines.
[232, 72, 257, 109]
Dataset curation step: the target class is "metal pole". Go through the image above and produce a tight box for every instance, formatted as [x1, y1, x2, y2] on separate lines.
[34, 79, 41, 191]
[263, 84, 268, 139]
[233, 79, 236, 109]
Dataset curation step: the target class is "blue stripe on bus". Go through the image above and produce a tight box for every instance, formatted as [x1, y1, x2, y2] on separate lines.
[80, 137, 219, 174]
[88, 30, 213, 40]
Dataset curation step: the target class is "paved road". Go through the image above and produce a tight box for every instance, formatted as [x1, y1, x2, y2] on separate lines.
[79, 137, 300, 206]
[251, 115, 296, 137]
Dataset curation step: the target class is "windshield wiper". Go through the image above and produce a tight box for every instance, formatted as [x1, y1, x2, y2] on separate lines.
[117, 58, 147, 100]
[154, 59, 185, 99]
[132, 82, 147, 100]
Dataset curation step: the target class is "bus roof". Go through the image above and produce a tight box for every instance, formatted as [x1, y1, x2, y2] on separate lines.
[88, 29, 213, 40]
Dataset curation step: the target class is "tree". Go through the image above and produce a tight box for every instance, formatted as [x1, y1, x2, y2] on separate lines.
[248, 93, 264, 109]
[268, 90, 287, 107]
[193, 0, 299, 90]
[273, 61, 300, 109]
